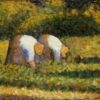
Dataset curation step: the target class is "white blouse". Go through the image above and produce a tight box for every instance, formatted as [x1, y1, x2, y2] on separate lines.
[19, 35, 37, 61]
[48, 35, 62, 62]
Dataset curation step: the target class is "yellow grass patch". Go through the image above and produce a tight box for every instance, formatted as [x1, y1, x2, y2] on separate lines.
[0, 86, 100, 100]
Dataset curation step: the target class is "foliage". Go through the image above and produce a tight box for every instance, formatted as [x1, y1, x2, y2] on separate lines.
[0, 1, 100, 39]
[64, 0, 100, 10]
[84, 4, 100, 23]
[0, 1, 51, 38]
[0, 1, 33, 38]
[36, 15, 100, 37]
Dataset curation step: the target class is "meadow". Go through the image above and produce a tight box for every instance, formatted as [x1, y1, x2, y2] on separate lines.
[0, 36, 100, 99]
[0, 0, 100, 99]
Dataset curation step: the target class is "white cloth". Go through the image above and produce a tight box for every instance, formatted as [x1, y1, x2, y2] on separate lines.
[48, 35, 62, 62]
[19, 35, 37, 61]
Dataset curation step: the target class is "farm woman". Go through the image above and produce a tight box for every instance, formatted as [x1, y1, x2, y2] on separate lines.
[38, 34, 69, 62]
[6, 35, 44, 68]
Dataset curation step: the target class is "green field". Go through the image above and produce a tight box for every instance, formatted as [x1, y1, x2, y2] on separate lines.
[0, 1, 100, 99]
[0, 36, 100, 99]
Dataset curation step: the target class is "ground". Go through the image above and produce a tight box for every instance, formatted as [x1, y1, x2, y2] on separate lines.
[0, 35, 100, 99]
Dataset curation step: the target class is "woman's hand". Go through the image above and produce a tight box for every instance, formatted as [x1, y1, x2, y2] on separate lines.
[28, 61, 36, 69]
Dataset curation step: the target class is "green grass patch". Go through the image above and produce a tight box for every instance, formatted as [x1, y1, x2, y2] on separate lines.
[0, 36, 100, 92]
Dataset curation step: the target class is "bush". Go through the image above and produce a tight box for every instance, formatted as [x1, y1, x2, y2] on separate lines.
[36, 15, 100, 37]
[0, 1, 99, 39]
[0, 1, 49, 39]
[64, 0, 100, 10]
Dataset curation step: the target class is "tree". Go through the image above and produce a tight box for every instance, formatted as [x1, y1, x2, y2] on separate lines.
[64, 0, 100, 15]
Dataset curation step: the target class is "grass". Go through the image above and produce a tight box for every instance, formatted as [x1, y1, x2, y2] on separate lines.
[0, 86, 100, 100]
[0, 1, 100, 99]
[0, 35, 100, 99]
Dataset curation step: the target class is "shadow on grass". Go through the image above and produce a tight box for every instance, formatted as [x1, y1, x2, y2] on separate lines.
[0, 95, 41, 100]
[0, 69, 100, 93]
[48, 70, 100, 79]
[0, 83, 100, 93]
[75, 56, 100, 64]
